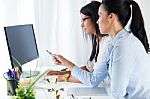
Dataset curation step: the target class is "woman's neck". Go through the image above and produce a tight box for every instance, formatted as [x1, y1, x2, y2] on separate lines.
[109, 22, 123, 39]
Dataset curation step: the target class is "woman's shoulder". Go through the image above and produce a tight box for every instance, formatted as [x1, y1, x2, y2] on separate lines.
[102, 35, 111, 44]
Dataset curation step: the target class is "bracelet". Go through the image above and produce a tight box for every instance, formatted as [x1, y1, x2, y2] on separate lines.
[63, 74, 70, 82]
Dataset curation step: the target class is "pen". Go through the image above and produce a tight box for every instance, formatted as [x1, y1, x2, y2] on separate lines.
[61, 68, 68, 71]
[46, 50, 55, 56]
[13, 69, 18, 80]
[71, 94, 75, 99]
[7, 69, 13, 79]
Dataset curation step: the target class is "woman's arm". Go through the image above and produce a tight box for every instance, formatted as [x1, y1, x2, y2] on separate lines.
[71, 63, 108, 87]
[52, 54, 108, 86]
[67, 66, 90, 83]
[47, 66, 90, 83]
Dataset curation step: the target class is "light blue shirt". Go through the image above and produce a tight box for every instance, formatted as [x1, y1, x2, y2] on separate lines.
[71, 29, 150, 99]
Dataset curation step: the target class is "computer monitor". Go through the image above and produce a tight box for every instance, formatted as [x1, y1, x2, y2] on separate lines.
[4, 24, 39, 69]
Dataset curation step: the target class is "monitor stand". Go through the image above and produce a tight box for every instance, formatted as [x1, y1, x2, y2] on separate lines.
[21, 70, 40, 78]
[20, 59, 40, 78]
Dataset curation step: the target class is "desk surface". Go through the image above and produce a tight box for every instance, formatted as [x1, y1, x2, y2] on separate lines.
[35, 82, 113, 99]
[2, 67, 113, 99]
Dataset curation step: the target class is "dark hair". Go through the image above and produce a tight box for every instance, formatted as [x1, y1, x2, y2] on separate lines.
[80, 1, 101, 62]
[102, 0, 150, 53]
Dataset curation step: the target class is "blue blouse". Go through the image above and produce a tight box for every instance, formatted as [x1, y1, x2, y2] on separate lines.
[71, 29, 150, 99]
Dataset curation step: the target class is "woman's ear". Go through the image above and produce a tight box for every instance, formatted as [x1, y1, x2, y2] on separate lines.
[108, 13, 115, 20]
[109, 13, 113, 19]
[108, 13, 117, 22]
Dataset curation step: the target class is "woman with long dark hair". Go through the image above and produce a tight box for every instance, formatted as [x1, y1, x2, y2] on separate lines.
[47, 1, 110, 83]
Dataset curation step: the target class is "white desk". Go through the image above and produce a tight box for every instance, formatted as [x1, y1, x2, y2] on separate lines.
[2, 66, 113, 99]
[35, 82, 113, 99]
[3, 80, 113, 99]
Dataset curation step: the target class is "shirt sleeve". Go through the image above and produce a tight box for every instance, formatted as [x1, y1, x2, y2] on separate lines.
[110, 41, 135, 98]
[71, 44, 111, 87]
[71, 62, 108, 87]
[86, 60, 94, 72]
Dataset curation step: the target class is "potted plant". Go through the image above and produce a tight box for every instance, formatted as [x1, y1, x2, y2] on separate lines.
[11, 56, 65, 99]
[10, 56, 46, 99]
[13, 71, 47, 99]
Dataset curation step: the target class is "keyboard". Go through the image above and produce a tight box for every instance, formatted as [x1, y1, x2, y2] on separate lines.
[21, 71, 40, 78]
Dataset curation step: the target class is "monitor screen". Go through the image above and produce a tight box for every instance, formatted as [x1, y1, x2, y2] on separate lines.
[4, 24, 39, 68]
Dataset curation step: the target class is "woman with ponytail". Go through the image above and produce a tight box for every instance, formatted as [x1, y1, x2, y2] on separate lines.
[96, 0, 150, 98]
[52, 0, 150, 98]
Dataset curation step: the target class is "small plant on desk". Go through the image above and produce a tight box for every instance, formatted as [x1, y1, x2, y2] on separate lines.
[14, 82, 35, 99]
[11, 56, 45, 99]
[12, 70, 47, 99]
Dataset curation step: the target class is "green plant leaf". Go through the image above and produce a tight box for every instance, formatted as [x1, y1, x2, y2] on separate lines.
[11, 56, 22, 68]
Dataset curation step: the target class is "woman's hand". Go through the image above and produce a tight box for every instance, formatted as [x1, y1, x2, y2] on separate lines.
[47, 70, 61, 75]
[46, 70, 71, 82]
[47, 70, 71, 75]
[52, 55, 75, 69]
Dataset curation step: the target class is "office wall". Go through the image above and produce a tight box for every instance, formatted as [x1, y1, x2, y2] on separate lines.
[141, 0, 150, 44]
[33, 0, 92, 67]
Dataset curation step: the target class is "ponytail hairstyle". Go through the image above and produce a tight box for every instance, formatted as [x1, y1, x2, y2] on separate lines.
[80, 1, 102, 62]
[102, 0, 149, 53]
[130, 1, 149, 53]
